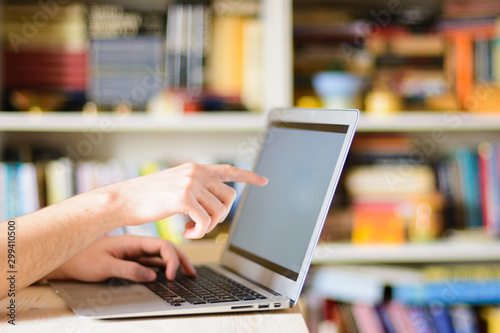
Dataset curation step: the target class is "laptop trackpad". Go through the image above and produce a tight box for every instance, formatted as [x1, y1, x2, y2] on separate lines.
[65, 284, 143, 300]
[51, 279, 167, 318]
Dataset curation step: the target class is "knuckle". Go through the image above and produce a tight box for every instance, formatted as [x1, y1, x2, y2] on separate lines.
[183, 163, 198, 177]
[124, 263, 141, 279]
[223, 164, 234, 175]
[183, 176, 197, 188]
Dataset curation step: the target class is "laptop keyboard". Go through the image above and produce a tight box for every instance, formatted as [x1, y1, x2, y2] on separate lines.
[145, 265, 267, 307]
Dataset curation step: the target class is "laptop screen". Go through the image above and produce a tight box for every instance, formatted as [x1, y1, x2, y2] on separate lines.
[228, 121, 348, 281]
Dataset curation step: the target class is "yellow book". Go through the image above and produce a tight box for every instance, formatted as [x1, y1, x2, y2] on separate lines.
[241, 18, 263, 112]
[208, 15, 244, 97]
[481, 307, 500, 333]
[423, 265, 500, 281]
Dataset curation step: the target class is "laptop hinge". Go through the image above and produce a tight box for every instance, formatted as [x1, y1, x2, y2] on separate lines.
[221, 264, 282, 297]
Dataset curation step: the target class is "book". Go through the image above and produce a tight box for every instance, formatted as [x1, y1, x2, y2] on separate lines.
[439, 7, 500, 111]
[405, 306, 437, 333]
[0, 162, 40, 220]
[478, 142, 500, 236]
[3, 3, 88, 109]
[352, 303, 386, 333]
[165, 2, 211, 94]
[452, 33, 475, 109]
[376, 304, 397, 333]
[345, 165, 437, 197]
[17, 163, 39, 217]
[350, 201, 406, 244]
[207, 14, 244, 98]
[309, 265, 422, 306]
[451, 148, 483, 229]
[449, 305, 479, 333]
[338, 303, 360, 333]
[480, 307, 500, 333]
[88, 3, 166, 111]
[312, 264, 500, 306]
[394, 271, 500, 305]
[45, 158, 74, 206]
[241, 18, 263, 112]
[384, 301, 414, 332]
[367, 33, 445, 58]
[429, 305, 454, 333]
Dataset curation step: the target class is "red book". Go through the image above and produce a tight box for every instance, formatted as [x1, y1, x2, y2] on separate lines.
[478, 143, 491, 233]
[4, 51, 87, 68]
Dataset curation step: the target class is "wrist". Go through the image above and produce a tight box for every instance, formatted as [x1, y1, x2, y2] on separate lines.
[90, 186, 126, 230]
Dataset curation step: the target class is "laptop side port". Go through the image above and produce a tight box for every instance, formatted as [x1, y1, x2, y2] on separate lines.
[258, 304, 270, 309]
[274, 303, 281, 308]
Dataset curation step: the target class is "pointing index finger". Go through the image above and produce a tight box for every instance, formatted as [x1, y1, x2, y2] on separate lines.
[203, 164, 268, 185]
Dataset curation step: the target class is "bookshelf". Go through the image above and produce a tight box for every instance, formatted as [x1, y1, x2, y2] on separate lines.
[0, 0, 293, 156]
[313, 241, 500, 264]
[289, 0, 500, 330]
[1, 1, 499, 250]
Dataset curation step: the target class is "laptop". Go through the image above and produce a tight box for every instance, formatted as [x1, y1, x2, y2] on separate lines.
[50, 107, 359, 319]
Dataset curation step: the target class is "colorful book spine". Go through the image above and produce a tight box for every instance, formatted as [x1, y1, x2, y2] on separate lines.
[394, 281, 500, 305]
[429, 305, 454, 333]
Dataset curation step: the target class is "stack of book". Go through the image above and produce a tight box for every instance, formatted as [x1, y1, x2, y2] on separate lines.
[305, 264, 500, 333]
[438, 0, 500, 112]
[3, 3, 88, 111]
[88, 4, 166, 111]
[344, 135, 443, 244]
[365, 28, 448, 111]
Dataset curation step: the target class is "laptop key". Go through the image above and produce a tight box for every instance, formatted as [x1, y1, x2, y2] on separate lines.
[185, 297, 206, 304]
[147, 265, 268, 306]
[191, 300, 207, 305]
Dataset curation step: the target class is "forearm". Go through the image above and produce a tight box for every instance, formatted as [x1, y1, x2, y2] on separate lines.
[0, 186, 123, 299]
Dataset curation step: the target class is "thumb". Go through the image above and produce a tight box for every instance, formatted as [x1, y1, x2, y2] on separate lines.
[109, 258, 157, 282]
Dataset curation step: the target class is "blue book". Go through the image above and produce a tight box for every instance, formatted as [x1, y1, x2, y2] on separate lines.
[393, 280, 500, 305]
[453, 149, 482, 228]
[6, 163, 19, 220]
[376, 304, 397, 333]
[449, 305, 478, 333]
[429, 305, 454, 333]
[406, 307, 437, 333]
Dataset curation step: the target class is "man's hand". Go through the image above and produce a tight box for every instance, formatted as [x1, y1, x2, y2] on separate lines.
[44, 235, 196, 282]
[103, 163, 268, 239]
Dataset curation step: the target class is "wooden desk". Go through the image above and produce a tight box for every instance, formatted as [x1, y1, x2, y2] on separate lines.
[0, 241, 309, 332]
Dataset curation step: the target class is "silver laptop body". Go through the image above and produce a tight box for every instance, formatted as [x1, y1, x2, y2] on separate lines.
[50, 108, 359, 319]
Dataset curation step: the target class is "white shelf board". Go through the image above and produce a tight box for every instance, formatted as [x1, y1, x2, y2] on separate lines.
[2, 111, 500, 133]
[0, 112, 266, 133]
[313, 241, 500, 264]
[357, 111, 500, 132]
